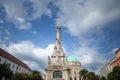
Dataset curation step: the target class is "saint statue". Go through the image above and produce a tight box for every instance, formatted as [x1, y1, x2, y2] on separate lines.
[48, 56, 51, 66]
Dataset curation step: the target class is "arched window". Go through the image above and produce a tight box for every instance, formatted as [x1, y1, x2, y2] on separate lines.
[53, 70, 62, 78]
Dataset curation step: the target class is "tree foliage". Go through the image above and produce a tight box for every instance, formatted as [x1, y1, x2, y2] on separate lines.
[100, 76, 106, 80]
[107, 66, 120, 80]
[79, 66, 120, 80]
[79, 69, 88, 76]
[13, 70, 43, 80]
[79, 69, 102, 80]
[32, 70, 40, 75]
[87, 72, 99, 80]
[13, 73, 28, 80]
[0, 63, 13, 80]
[69, 77, 72, 80]
[79, 69, 88, 80]
[0, 64, 43, 80]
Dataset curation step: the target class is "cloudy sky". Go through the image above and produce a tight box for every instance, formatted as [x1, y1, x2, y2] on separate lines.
[0, 0, 120, 73]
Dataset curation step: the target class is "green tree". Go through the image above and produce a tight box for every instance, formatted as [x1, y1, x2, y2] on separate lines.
[87, 72, 99, 80]
[28, 70, 43, 80]
[0, 63, 13, 80]
[69, 77, 72, 80]
[107, 66, 120, 80]
[13, 70, 43, 80]
[13, 73, 28, 80]
[32, 70, 40, 75]
[107, 72, 114, 80]
[100, 76, 106, 80]
[79, 69, 88, 80]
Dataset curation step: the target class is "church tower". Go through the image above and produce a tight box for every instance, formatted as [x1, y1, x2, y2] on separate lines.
[51, 23, 66, 66]
[45, 24, 84, 80]
[46, 24, 69, 80]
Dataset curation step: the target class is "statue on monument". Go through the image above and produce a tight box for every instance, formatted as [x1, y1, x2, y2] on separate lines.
[48, 56, 51, 66]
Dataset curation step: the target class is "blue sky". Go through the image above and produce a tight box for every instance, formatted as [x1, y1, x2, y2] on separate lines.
[0, 0, 120, 73]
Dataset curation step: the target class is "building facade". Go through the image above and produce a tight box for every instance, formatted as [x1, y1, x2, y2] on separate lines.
[45, 24, 84, 80]
[99, 64, 112, 77]
[110, 49, 120, 67]
[40, 72, 46, 80]
[99, 48, 120, 77]
[0, 48, 31, 74]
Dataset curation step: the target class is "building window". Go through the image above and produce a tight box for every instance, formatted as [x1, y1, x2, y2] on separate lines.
[8, 63, 11, 66]
[19, 68, 21, 71]
[4, 61, 6, 64]
[13, 65, 15, 69]
[16, 66, 18, 71]
[53, 70, 62, 78]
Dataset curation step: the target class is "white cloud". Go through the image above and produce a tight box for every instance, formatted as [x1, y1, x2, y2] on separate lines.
[51, 0, 120, 72]
[5, 28, 10, 36]
[112, 48, 119, 53]
[1, 0, 26, 20]
[0, 30, 2, 34]
[0, 20, 4, 24]
[0, 39, 6, 44]
[0, 39, 3, 43]
[14, 17, 32, 30]
[73, 45, 108, 72]
[0, 0, 32, 30]
[31, 31, 38, 35]
[29, 0, 51, 19]
[52, 0, 120, 37]
[0, 41, 54, 73]
[0, 0, 51, 30]
[4, 37, 9, 40]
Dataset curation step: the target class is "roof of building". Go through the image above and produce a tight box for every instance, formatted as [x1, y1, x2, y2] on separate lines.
[67, 56, 80, 62]
[0, 48, 31, 71]
[115, 48, 120, 54]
